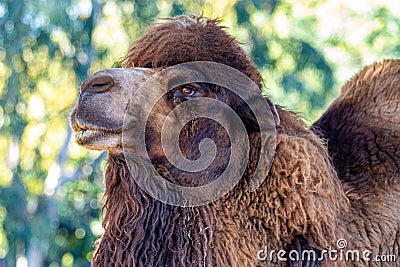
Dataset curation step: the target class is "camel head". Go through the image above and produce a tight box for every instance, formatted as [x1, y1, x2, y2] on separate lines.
[70, 63, 277, 189]
[70, 15, 279, 191]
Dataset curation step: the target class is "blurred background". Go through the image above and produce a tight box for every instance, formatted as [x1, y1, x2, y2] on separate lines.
[0, 0, 399, 266]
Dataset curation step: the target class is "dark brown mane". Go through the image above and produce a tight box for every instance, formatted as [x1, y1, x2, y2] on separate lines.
[95, 154, 220, 266]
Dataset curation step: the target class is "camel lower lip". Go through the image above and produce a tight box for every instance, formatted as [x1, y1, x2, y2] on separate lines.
[73, 128, 122, 151]
[76, 129, 103, 142]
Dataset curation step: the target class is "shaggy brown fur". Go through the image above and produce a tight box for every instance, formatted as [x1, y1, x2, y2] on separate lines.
[93, 115, 347, 266]
[312, 60, 400, 266]
[75, 15, 348, 266]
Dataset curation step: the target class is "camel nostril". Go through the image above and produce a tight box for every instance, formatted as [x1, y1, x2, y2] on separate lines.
[87, 82, 114, 93]
[82, 73, 115, 93]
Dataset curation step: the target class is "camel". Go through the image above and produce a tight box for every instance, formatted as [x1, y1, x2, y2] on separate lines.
[70, 15, 399, 266]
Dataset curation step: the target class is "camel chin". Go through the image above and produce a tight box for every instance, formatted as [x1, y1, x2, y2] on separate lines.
[75, 128, 122, 152]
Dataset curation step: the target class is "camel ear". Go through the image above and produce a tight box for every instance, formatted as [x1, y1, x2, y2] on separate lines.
[235, 96, 280, 132]
[267, 100, 280, 128]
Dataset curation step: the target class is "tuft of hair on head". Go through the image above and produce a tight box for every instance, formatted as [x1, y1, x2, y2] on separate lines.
[122, 14, 263, 89]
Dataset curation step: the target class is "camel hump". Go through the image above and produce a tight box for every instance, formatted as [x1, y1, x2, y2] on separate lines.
[311, 59, 400, 189]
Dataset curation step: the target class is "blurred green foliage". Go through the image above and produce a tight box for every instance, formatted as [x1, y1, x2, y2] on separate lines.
[0, 0, 399, 266]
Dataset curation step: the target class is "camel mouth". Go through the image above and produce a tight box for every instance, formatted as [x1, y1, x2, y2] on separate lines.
[73, 124, 122, 151]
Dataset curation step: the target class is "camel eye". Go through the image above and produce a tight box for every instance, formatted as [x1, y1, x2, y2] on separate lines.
[172, 85, 203, 103]
[180, 87, 197, 96]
